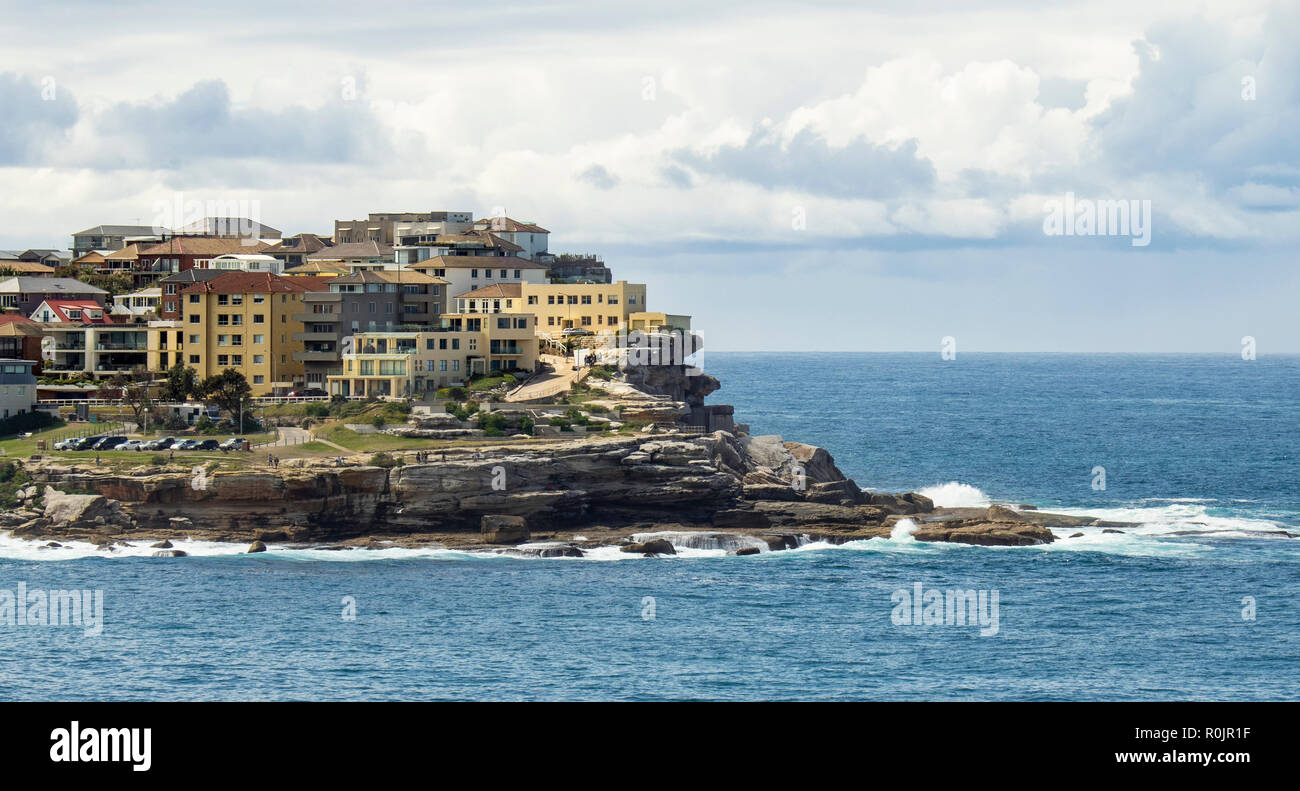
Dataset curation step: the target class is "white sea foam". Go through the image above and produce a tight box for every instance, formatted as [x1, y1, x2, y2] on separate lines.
[917, 481, 991, 508]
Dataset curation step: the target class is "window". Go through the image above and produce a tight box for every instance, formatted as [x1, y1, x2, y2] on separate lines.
[189, 294, 200, 303]
[582, 316, 592, 326]
[581, 295, 592, 304]
[231, 294, 243, 306]
[548, 316, 556, 325]
[527, 295, 538, 305]
[608, 295, 618, 304]
[217, 355, 229, 366]
[231, 315, 243, 326]
[253, 375, 264, 385]
[218, 335, 229, 346]
[470, 269, 479, 278]
[567, 296, 578, 304]
[253, 334, 264, 345]
[231, 355, 242, 366]
[164, 284, 178, 295]
[451, 339, 459, 350]
[499, 269, 507, 278]
[608, 316, 617, 325]
[497, 317, 509, 329]
[547, 295, 556, 305]
[189, 315, 200, 324]
[165, 301, 177, 313]
[452, 360, 459, 371]
[439, 360, 447, 371]
[253, 314, 265, 324]
[253, 354, 265, 365]
[513, 270, 521, 279]
[232, 335, 242, 346]
[189, 334, 199, 344]
[189, 355, 200, 364]
[217, 295, 229, 306]
[252, 294, 265, 303]
[217, 314, 229, 326]
[629, 295, 637, 304]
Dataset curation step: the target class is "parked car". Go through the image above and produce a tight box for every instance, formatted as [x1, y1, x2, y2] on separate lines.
[218, 437, 246, 451]
[53, 438, 79, 451]
[91, 436, 129, 451]
[192, 439, 220, 451]
[71, 435, 104, 451]
[118, 439, 146, 451]
[561, 328, 593, 337]
[288, 387, 327, 398]
[172, 439, 199, 451]
[142, 437, 176, 451]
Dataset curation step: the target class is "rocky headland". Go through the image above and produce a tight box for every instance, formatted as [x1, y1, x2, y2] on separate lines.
[1, 364, 1126, 557]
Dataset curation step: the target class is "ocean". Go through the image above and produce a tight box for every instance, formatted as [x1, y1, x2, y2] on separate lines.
[2, 353, 1297, 700]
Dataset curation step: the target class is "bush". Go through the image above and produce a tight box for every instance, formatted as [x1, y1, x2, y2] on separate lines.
[368, 452, 402, 468]
[149, 454, 168, 466]
[372, 415, 387, 430]
[519, 416, 534, 435]
[299, 417, 316, 429]
[0, 410, 61, 438]
[305, 403, 330, 418]
[585, 403, 609, 414]
[477, 413, 508, 434]
[0, 460, 32, 507]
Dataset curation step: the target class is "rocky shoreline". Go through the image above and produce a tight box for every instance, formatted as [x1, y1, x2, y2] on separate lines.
[1, 365, 1132, 558]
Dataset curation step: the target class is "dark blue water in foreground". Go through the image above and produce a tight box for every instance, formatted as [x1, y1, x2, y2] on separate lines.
[2, 353, 1298, 700]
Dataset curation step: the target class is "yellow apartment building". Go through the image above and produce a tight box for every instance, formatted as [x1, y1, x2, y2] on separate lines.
[451, 280, 647, 335]
[327, 313, 539, 397]
[178, 272, 329, 395]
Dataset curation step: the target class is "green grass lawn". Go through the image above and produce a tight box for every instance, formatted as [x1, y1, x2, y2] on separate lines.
[312, 425, 435, 452]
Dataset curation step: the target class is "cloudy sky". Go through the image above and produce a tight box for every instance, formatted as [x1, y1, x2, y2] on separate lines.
[1, 0, 1297, 351]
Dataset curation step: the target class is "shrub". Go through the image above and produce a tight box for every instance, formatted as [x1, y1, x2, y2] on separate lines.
[585, 403, 609, 414]
[477, 413, 508, 434]
[372, 415, 387, 430]
[0, 410, 61, 438]
[304, 403, 330, 418]
[519, 416, 534, 435]
[369, 452, 400, 468]
[149, 454, 167, 466]
[299, 417, 316, 429]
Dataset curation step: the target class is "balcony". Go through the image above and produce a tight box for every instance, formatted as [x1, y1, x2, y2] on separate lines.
[95, 344, 148, 351]
[293, 331, 338, 342]
[293, 312, 341, 323]
[294, 350, 340, 363]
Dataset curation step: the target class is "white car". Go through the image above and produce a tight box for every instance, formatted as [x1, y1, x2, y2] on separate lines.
[53, 438, 78, 450]
[118, 439, 146, 451]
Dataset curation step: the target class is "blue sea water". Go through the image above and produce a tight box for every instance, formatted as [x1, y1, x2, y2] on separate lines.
[2, 353, 1297, 701]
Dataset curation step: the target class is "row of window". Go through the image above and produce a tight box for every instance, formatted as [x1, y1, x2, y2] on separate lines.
[546, 316, 619, 326]
[527, 294, 634, 305]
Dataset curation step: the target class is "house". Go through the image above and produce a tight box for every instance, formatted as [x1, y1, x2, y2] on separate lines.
[306, 240, 394, 269]
[177, 271, 331, 395]
[0, 277, 109, 316]
[172, 217, 282, 240]
[471, 216, 549, 260]
[134, 236, 272, 288]
[111, 287, 162, 318]
[0, 359, 37, 420]
[293, 270, 449, 388]
[546, 254, 613, 284]
[393, 229, 523, 266]
[28, 299, 113, 325]
[0, 258, 56, 277]
[404, 255, 548, 302]
[206, 253, 285, 274]
[283, 260, 351, 277]
[0, 315, 46, 374]
[264, 233, 332, 268]
[72, 224, 165, 257]
[99, 243, 145, 275]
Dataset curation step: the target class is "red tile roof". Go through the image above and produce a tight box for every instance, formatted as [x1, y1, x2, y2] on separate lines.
[179, 272, 331, 295]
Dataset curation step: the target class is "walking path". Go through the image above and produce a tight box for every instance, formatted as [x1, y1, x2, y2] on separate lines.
[505, 354, 588, 402]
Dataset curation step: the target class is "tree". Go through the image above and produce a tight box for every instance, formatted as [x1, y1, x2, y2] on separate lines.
[198, 369, 252, 427]
[160, 363, 199, 402]
[108, 371, 156, 430]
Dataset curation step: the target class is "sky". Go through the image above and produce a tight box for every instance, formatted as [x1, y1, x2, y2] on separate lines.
[0, 0, 1296, 352]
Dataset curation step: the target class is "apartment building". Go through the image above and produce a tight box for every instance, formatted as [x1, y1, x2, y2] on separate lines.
[393, 229, 523, 266]
[111, 287, 161, 318]
[326, 313, 538, 397]
[178, 272, 329, 395]
[405, 255, 548, 300]
[32, 301, 149, 378]
[493, 279, 647, 331]
[292, 269, 449, 387]
[157, 269, 227, 321]
[335, 211, 472, 246]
